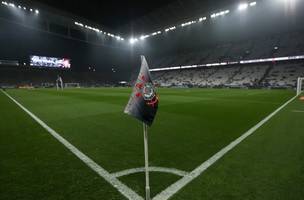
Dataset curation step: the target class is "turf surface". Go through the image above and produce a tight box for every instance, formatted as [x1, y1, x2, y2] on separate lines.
[0, 88, 302, 199]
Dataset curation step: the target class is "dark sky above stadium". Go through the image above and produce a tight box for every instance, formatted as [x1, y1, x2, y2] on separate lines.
[33, 0, 244, 35]
[35, 0, 176, 29]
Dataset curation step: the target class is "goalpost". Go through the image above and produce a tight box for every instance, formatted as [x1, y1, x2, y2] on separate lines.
[65, 83, 80, 88]
[297, 77, 304, 96]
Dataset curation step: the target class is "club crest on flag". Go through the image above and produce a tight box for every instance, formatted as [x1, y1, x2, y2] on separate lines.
[135, 75, 159, 107]
[124, 56, 159, 126]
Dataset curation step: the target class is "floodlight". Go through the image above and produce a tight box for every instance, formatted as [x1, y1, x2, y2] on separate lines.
[199, 17, 206, 22]
[35, 9, 39, 14]
[249, 1, 257, 6]
[238, 3, 249, 11]
[129, 38, 138, 44]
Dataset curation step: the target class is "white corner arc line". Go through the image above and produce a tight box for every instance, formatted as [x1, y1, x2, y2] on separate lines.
[153, 95, 297, 200]
[112, 167, 189, 178]
[1, 90, 143, 200]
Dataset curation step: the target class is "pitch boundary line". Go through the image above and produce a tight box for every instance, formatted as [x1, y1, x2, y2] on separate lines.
[112, 167, 189, 178]
[153, 95, 298, 200]
[1, 90, 144, 200]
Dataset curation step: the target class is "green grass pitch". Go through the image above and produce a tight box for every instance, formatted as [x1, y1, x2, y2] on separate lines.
[0, 88, 303, 200]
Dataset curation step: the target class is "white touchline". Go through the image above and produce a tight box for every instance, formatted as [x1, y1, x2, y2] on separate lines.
[1, 90, 143, 200]
[153, 95, 298, 200]
[112, 167, 189, 178]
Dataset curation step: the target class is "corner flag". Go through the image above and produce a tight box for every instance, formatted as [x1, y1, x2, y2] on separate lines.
[124, 56, 159, 200]
[124, 56, 159, 126]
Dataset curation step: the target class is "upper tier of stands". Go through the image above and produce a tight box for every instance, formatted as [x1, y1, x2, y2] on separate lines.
[151, 31, 304, 68]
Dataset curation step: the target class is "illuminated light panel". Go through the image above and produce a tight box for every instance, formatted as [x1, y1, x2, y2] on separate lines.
[165, 26, 176, 32]
[181, 21, 196, 27]
[211, 10, 230, 18]
[199, 17, 207, 22]
[2, 1, 39, 14]
[238, 3, 249, 11]
[74, 21, 124, 40]
[129, 38, 138, 44]
[249, 1, 257, 6]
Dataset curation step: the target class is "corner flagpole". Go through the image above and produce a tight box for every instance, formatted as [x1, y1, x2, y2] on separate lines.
[124, 55, 158, 200]
[143, 123, 151, 200]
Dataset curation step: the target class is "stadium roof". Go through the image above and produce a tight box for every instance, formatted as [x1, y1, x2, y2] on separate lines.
[33, 0, 241, 34]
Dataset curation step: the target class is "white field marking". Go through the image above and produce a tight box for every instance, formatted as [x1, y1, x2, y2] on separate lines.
[1, 90, 143, 200]
[112, 167, 189, 178]
[153, 95, 298, 200]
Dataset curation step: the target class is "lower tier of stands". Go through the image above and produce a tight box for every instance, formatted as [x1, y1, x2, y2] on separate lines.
[152, 62, 304, 88]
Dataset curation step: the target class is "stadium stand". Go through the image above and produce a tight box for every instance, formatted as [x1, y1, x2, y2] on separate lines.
[153, 62, 304, 88]
[150, 30, 304, 88]
[151, 31, 304, 68]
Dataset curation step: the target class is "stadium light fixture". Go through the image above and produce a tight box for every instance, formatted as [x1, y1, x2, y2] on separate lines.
[165, 26, 176, 32]
[151, 31, 161, 36]
[199, 17, 207, 22]
[74, 21, 124, 41]
[35, 9, 39, 14]
[249, 1, 257, 6]
[129, 38, 138, 44]
[210, 10, 230, 18]
[238, 3, 249, 11]
[181, 21, 196, 27]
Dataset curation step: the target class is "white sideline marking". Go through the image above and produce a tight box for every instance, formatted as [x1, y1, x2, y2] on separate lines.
[153, 95, 297, 200]
[112, 167, 189, 178]
[1, 90, 143, 200]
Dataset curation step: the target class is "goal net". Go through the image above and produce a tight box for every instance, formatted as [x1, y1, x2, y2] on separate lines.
[297, 77, 304, 96]
[65, 83, 80, 88]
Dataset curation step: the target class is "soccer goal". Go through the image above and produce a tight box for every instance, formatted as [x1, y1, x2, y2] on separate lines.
[65, 83, 80, 88]
[297, 77, 304, 95]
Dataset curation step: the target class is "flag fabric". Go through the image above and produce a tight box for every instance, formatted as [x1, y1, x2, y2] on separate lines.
[124, 56, 159, 126]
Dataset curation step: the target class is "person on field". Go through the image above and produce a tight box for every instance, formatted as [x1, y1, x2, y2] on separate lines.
[56, 75, 63, 90]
